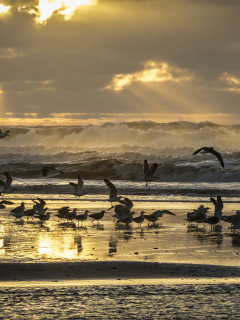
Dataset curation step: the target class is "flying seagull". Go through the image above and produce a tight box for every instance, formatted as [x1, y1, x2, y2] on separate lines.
[104, 179, 122, 206]
[193, 147, 224, 168]
[143, 159, 159, 186]
[0, 172, 14, 193]
[0, 129, 10, 139]
[69, 174, 84, 197]
[40, 166, 64, 177]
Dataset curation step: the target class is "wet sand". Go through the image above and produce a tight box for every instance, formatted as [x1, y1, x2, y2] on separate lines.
[1, 261, 240, 283]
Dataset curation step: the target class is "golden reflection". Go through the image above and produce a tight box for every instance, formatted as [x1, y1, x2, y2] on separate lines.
[38, 232, 78, 259]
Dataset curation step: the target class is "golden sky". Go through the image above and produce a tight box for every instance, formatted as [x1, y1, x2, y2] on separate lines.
[0, 0, 240, 125]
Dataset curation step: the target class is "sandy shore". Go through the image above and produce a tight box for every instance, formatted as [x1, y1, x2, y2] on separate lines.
[0, 261, 240, 283]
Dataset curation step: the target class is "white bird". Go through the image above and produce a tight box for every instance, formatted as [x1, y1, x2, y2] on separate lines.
[143, 159, 159, 186]
[69, 174, 84, 197]
[0, 129, 9, 139]
[9, 202, 25, 219]
[104, 179, 122, 206]
[229, 215, 240, 230]
[112, 198, 134, 220]
[210, 196, 224, 220]
[193, 147, 224, 168]
[0, 172, 14, 194]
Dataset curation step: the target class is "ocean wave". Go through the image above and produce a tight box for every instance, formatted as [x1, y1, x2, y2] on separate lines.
[1, 121, 240, 152]
[0, 158, 240, 182]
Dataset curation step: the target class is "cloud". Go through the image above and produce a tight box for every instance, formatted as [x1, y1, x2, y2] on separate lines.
[106, 60, 192, 91]
[220, 72, 240, 92]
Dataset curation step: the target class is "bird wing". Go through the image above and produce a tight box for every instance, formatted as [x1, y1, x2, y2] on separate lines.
[193, 147, 204, 155]
[41, 168, 49, 177]
[210, 197, 217, 209]
[104, 179, 117, 198]
[146, 163, 158, 177]
[69, 182, 77, 189]
[143, 160, 149, 177]
[161, 209, 175, 216]
[215, 195, 223, 217]
[210, 149, 224, 168]
[4, 172, 12, 187]
[77, 175, 84, 188]
[0, 200, 14, 205]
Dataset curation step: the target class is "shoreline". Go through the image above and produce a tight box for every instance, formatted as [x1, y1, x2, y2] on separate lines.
[1, 261, 240, 283]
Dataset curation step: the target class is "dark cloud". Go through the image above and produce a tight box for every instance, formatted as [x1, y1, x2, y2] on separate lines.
[0, 0, 240, 118]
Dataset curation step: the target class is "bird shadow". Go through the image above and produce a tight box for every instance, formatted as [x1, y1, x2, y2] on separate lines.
[91, 224, 104, 230]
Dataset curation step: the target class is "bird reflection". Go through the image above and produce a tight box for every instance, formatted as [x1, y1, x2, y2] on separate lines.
[58, 222, 76, 229]
[92, 224, 104, 231]
[74, 235, 83, 254]
[187, 223, 223, 245]
[39, 224, 50, 232]
[109, 236, 117, 255]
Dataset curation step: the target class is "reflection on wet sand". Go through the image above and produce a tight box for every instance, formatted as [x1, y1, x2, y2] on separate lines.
[1, 202, 240, 265]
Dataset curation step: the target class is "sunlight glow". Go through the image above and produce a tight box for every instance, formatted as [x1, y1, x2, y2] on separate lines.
[106, 60, 192, 91]
[37, 0, 95, 23]
[0, 4, 10, 13]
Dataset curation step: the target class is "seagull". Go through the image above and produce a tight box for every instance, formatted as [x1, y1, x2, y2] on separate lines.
[55, 206, 70, 220]
[116, 212, 133, 225]
[9, 202, 25, 219]
[133, 211, 145, 227]
[69, 174, 84, 197]
[205, 196, 224, 230]
[228, 215, 240, 230]
[24, 205, 37, 221]
[0, 200, 14, 209]
[112, 198, 134, 220]
[193, 147, 224, 168]
[186, 205, 209, 223]
[145, 210, 175, 225]
[75, 210, 89, 226]
[0, 172, 14, 194]
[104, 179, 122, 206]
[89, 210, 105, 223]
[65, 208, 78, 221]
[40, 166, 64, 177]
[32, 198, 46, 215]
[143, 159, 159, 186]
[210, 196, 224, 220]
[35, 212, 52, 225]
[0, 129, 10, 139]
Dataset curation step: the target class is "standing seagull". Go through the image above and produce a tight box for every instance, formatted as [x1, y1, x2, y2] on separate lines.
[40, 166, 64, 177]
[0, 129, 9, 139]
[89, 210, 105, 223]
[104, 179, 122, 207]
[9, 202, 25, 219]
[193, 147, 224, 168]
[69, 174, 84, 197]
[143, 160, 159, 186]
[0, 172, 14, 193]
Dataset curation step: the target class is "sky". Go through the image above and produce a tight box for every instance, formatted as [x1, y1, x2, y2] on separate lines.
[0, 0, 240, 125]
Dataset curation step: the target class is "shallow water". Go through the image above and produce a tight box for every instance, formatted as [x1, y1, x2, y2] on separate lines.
[0, 283, 239, 319]
[1, 193, 240, 266]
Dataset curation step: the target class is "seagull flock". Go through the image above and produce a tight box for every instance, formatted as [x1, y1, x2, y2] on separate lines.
[0, 130, 239, 231]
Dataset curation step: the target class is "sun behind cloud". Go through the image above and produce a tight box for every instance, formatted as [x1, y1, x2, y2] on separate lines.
[36, 0, 96, 23]
[0, 4, 10, 13]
